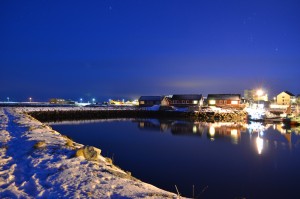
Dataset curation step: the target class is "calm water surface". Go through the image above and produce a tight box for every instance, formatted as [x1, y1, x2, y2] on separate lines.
[50, 119, 300, 199]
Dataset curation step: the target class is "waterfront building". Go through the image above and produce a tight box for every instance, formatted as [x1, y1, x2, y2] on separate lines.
[297, 94, 300, 105]
[207, 94, 244, 108]
[138, 96, 169, 107]
[169, 94, 203, 108]
[276, 91, 296, 105]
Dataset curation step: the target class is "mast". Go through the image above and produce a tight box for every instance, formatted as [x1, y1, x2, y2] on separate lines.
[286, 104, 292, 115]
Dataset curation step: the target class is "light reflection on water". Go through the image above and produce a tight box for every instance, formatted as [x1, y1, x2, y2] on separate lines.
[49, 119, 300, 198]
[134, 119, 300, 154]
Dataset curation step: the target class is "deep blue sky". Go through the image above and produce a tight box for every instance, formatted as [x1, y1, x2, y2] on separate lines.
[1, 0, 300, 102]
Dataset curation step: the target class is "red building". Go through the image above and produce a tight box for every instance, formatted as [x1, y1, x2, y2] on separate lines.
[207, 94, 243, 108]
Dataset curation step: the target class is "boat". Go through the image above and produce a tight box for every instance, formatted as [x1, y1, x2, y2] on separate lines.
[281, 104, 300, 127]
[264, 117, 282, 123]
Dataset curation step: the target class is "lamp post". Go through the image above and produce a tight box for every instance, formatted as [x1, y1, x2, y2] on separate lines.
[92, 98, 95, 104]
[80, 98, 83, 103]
[256, 89, 264, 108]
[7, 97, 9, 102]
[29, 97, 32, 102]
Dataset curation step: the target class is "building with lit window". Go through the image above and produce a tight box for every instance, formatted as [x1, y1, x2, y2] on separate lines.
[138, 96, 169, 107]
[276, 91, 296, 105]
[207, 94, 243, 108]
[169, 94, 203, 107]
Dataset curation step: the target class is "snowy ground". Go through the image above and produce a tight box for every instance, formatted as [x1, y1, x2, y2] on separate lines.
[0, 108, 181, 199]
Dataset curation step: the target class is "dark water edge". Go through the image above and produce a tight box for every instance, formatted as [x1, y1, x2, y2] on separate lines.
[47, 117, 300, 199]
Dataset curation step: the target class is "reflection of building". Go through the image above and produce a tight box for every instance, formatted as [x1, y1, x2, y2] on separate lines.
[136, 119, 205, 135]
[169, 94, 203, 108]
[171, 121, 204, 136]
[207, 123, 247, 144]
[138, 96, 169, 107]
[276, 91, 296, 105]
[137, 119, 171, 132]
[207, 94, 243, 108]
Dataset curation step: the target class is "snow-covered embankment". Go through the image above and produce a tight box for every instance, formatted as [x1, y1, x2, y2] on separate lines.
[0, 108, 180, 198]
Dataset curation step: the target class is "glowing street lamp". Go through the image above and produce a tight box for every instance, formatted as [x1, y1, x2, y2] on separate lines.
[92, 98, 95, 104]
[256, 89, 264, 107]
[80, 98, 83, 103]
[29, 97, 32, 102]
[7, 97, 9, 102]
[256, 89, 264, 98]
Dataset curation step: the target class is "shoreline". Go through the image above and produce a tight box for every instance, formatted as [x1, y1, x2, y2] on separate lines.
[25, 107, 247, 123]
[0, 107, 181, 198]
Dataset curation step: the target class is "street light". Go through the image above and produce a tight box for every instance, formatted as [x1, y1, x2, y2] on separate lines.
[256, 89, 264, 108]
[256, 89, 264, 98]
[7, 97, 9, 102]
[92, 98, 95, 104]
[80, 98, 83, 103]
[29, 97, 32, 102]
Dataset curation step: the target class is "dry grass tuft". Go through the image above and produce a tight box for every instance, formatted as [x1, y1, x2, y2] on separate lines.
[105, 157, 113, 164]
[34, 141, 46, 149]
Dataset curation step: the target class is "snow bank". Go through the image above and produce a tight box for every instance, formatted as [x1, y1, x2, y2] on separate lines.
[16, 106, 140, 113]
[0, 108, 180, 198]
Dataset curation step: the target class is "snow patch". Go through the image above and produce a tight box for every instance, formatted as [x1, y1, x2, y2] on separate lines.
[0, 108, 181, 198]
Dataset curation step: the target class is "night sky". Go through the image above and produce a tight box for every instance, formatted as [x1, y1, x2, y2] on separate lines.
[1, 0, 300, 102]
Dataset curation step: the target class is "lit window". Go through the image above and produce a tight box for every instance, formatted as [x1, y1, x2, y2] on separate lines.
[140, 101, 145, 104]
[193, 100, 198, 104]
[209, 100, 216, 105]
[231, 101, 238, 105]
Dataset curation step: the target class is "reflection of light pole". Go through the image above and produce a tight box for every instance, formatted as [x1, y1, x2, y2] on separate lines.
[256, 132, 263, 155]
